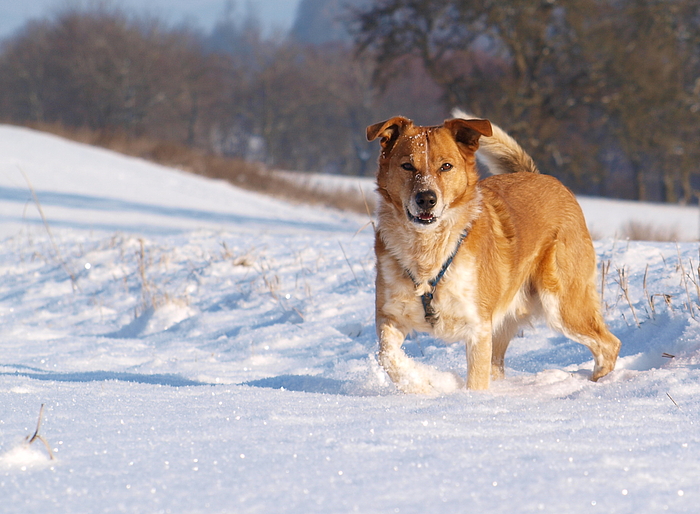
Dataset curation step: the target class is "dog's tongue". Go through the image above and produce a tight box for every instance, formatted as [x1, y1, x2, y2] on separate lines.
[418, 213, 434, 220]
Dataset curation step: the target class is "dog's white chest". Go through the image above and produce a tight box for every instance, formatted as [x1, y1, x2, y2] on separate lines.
[379, 253, 482, 342]
[428, 258, 482, 341]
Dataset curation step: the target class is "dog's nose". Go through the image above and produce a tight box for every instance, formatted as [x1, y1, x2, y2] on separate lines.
[415, 190, 437, 210]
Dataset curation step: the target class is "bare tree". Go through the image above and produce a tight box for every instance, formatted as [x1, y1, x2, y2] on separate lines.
[570, 0, 700, 201]
[352, 0, 700, 201]
[0, 5, 223, 147]
[351, 0, 601, 186]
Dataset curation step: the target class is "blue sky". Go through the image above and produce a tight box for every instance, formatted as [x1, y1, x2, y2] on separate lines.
[0, 0, 302, 39]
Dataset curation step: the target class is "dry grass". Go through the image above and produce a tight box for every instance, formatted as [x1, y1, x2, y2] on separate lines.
[622, 221, 679, 242]
[24, 403, 54, 460]
[19, 121, 375, 215]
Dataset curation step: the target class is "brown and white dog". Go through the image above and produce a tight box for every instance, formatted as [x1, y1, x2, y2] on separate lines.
[366, 112, 620, 394]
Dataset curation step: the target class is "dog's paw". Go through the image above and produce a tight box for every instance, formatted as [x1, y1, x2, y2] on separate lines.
[395, 362, 463, 396]
[379, 349, 463, 395]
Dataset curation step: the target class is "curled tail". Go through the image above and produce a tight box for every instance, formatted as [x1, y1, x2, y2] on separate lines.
[452, 108, 539, 175]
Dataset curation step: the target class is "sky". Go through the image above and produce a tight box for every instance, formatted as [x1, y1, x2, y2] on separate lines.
[0, 0, 302, 40]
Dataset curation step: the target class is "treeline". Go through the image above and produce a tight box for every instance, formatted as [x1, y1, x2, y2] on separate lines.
[0, 4, 437, 179]
[354, 0, 700, 202]
[1, 1, 699, 203]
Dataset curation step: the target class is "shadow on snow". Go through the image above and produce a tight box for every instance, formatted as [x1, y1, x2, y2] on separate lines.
[0, 186, 351, 234]
[243, 374, 347, 395]
[1, 368, 208, 387]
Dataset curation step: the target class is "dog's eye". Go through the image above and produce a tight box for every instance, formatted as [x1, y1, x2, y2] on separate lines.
[440, 163, 453, 172]
[401, 163, 416, 172]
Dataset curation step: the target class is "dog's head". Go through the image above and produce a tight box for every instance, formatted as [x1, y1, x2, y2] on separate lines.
[367, 116, 492, 229]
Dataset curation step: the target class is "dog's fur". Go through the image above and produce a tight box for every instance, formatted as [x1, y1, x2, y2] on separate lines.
[366, 113, 620, 394]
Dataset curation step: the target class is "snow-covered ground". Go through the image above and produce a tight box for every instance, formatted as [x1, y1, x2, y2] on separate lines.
[1, 125, 699, 513]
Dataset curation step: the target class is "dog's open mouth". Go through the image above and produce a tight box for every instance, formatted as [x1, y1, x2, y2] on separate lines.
[407, 209, 438, 225]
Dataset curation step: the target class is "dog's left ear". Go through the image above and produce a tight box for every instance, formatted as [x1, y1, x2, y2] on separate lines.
[443, 118, 493, 152]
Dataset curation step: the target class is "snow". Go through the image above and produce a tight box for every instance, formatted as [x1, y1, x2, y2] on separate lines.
[0, 124, 699, 513]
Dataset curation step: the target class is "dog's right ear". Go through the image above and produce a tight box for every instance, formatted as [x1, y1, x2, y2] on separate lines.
[366, 116, 413, 151]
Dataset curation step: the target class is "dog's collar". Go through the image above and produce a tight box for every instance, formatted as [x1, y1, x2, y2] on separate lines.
[405, 229, 468, 326]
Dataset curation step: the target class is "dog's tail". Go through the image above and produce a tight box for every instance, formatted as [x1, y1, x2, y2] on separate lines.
[452, 108, 539, 175]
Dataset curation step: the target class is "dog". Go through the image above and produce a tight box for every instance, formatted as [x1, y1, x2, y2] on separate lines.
[366, 112, 620, 394]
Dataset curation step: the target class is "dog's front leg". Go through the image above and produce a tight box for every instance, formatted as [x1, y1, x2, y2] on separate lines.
[466, 328, 493, 390]
[378, 322, 460, 395]
[378, 323, 432, 395]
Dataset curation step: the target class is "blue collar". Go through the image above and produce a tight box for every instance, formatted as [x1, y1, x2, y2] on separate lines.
[405, 229, 468, 326]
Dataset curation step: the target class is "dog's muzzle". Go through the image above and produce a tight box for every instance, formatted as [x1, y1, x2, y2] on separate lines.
[407, 190, 438, 225]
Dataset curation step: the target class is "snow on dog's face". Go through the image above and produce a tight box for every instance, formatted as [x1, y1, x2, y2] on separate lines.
[367, 116, 492, 229]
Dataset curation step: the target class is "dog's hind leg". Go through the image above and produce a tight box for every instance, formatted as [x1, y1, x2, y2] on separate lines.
[537, 241, 621, 381]
[491, 318, 519, 380]
[558, 286, 620, 381]
[466, 326, 493, 389]
[542, 290, 620, 381]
